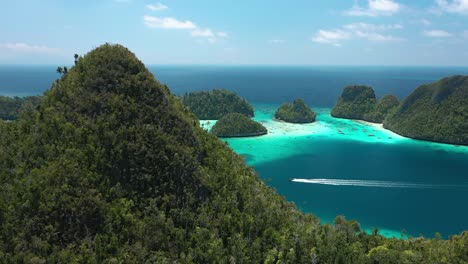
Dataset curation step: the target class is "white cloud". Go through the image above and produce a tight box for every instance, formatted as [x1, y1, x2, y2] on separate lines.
[423, 29, 452, 37]
[144, 16, 228, 42]
[355, 32, 405, 41]
[191, 28, 215, 37]
[436, 0, 468, 14]
[146, 3, 168, 11]
[217, 32, 228, 37]
[313, 22, 405, 46]
[344, 22, 403, 31]
[143, 16, 196, 29]
[312, 30, 351, 46]
[346, 0, 401, 16]
[0, 43, 61, 54]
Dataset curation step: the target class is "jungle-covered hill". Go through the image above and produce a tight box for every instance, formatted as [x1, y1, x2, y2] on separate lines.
[385, 75, 468, 145]
[331, 85, 399, 123]
[182, 89, 254, 119]
[274, 99, 316, 123]
[0, 44, 466, 263]
[211, 112, 267, 137]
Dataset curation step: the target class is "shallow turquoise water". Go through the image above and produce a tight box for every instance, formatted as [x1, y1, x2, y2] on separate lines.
[214, 104, 468, 239]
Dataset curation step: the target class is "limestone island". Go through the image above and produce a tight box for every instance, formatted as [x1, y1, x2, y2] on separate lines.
[331, 85, 399, 123]
[384, 75, 468, 146]
[182, 89, 254, 120]
[211, 113, 267, 137]
[274, 99, 316, 123]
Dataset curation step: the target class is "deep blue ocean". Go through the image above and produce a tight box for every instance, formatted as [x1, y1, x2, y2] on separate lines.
[1, 65, 468, 238]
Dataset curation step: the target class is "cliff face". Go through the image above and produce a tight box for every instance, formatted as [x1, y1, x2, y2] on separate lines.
[275, 99, 316, 123]
[384, 75, 468, 145]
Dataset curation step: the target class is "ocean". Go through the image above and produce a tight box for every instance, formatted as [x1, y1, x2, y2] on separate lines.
[1, 65, 468, 238]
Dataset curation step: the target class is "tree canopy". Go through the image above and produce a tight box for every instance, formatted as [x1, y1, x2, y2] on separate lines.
[385, 75, 468, 145]
[0, 95, 42, 120]
[332, 86, 399, 123]
[274, 98, 316, 123]
[182, 89, 254, 119]
[211, 112, 267, 137]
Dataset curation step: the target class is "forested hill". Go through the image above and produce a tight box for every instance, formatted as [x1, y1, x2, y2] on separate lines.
[182, 89, 254, 119]
[211, 112, 267, 137]
[275, 98, 316, 123]
[385, 75, 468, 145]
[331, 85, 399, 123]
[0, 44, 466, 263]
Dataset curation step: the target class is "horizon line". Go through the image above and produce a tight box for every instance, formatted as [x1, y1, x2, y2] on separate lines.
[1, 63, 468, 68]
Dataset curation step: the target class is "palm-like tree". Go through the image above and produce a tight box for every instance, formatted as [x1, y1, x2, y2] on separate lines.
[56, 66, 63, 76]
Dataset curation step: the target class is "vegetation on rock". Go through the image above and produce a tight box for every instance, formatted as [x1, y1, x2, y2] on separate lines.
[385, 75, 468, 145]
[0, 44, 467, 263]
[211, 112, 267, 137]
[332, 86, 400, 123]
[364, 94, 400, 123]
[331, 85, 377, 120]
[182, 89, 254, 119]
[274, 98, 316, 123]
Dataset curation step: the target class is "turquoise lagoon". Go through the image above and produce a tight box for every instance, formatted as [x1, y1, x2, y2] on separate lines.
[201, 104, 468, 239]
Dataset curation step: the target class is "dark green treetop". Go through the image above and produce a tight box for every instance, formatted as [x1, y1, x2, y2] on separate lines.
[0, 95, 42, 120]
[331, 85, 377, 120]
[275, 98, 316, 123]
[211, 112, 267, 137]
[182, 89, 254, 119]
[385, 75, 468, 145]
[364, 94, 400, 123]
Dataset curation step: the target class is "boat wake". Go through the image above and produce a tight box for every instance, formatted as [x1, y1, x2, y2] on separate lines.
[290, 178, 463, 189]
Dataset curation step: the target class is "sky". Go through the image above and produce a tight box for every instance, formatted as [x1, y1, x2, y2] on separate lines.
[1, 0, 468, 65]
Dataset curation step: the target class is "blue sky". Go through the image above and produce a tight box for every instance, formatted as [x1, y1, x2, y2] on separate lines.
[1, 0, 468, 65]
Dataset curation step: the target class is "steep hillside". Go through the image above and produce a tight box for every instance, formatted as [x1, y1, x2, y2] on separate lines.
[385, 75, 468, 145]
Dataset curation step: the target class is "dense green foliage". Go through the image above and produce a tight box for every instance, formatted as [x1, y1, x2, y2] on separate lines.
[0, 44, 467, 263]
[385, 75, 468, 145]
[0, 95, 41, 120]
[364, 95, 400, 123]
[182, 89, 254, 119]
[332, 86, 399, 123]
[274, 99, 316, 123]
[331, 85, 377, 120]
[211, 112, 267, 137]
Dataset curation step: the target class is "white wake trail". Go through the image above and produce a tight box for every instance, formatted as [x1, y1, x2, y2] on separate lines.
[290, 178, 461, 189]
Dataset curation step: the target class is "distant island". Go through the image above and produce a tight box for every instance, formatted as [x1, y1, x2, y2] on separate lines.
[182, 89, 254, 119]
[331, 85, 399, 123]
[275, 99, 316, 123]
[385, 75, 468, 146]
[211, 113, 267, 137]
